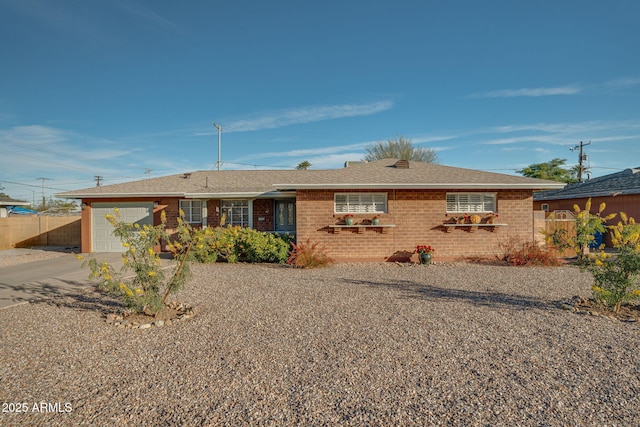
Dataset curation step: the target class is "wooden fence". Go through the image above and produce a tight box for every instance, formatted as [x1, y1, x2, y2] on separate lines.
[0, 215, 81, 249]
[544, 210, 577, 258]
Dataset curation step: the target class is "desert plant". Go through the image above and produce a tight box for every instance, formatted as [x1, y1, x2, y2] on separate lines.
[500, 238, 561, 266]
[587, 213, 640, 312]
[573, 198, 616, 259]
[80, 208, 193, 315]
[286, 239, 334, 268]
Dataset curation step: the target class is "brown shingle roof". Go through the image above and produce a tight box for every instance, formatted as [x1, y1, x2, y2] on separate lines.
[56, 159, 564, 199]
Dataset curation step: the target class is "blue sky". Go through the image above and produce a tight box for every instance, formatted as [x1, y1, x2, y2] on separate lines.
[1, 0, 639, 203]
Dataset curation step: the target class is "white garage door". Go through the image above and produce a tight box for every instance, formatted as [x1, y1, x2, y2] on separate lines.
[92, 202, 154, 252]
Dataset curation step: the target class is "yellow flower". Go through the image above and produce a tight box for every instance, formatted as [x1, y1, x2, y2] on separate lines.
[148, 248, 155, 256]
[129, 247, 136, 253]
[598, 202, 606, 214]
[148, 271, 156, 277]
[75, 254, 84, 260]
[135, 289, 143, 295]
[139, 231, 147, 238]
[125, 290, 134, 297]
[592, 285, 603, 293]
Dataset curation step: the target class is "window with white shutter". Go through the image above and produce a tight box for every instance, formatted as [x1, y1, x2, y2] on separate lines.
[446, 193, 496, 213]
[334, 193, 387, 214]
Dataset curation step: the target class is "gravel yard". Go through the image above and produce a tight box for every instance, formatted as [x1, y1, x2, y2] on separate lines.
[1, 261, 639, 426]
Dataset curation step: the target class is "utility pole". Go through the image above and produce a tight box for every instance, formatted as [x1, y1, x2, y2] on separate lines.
[571, 141, 591, 183]
[144, 168, 152, 179]
[94, 175, 103, 187]
[36, 177, 51, 209]
[214, 122, 222, 171]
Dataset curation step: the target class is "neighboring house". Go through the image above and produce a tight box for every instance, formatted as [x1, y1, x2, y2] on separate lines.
[534, 167, 640, 246]
[56, 159, 564, 261]
[0, 197, 32, 218]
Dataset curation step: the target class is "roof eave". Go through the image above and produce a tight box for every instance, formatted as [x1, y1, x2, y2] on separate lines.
[273, 183, 565, 190]
[55, 192, 186, 199]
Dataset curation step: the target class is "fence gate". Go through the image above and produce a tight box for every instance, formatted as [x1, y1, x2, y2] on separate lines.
[545, 210, 577, 258]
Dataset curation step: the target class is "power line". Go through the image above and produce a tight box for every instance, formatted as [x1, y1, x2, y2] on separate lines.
[36, 177, 51, 208]
[0, 178, 70, 192]
[570, 141, 591, 183]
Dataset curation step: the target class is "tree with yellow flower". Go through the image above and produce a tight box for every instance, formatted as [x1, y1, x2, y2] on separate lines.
[81, 209, 193, 315]
[587, 212, 640, 313]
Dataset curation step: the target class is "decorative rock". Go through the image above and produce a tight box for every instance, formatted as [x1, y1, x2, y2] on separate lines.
[105, 302, 196, 329]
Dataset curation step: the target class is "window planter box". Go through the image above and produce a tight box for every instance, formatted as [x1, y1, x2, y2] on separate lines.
[329, 224, 396, 234]
[442, 223, 507, 232]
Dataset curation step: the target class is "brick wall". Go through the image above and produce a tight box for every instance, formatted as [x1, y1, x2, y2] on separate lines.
[252, 199, 274, 232]
[296, 189, 535, 262]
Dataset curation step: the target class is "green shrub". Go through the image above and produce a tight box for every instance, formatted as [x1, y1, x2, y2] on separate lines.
[587, 213, 640, 312]
[286, 239, 334, 268]
[191, 226, 293, 264]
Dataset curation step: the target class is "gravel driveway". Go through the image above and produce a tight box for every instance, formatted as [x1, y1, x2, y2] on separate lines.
[1, 261, 639, 426]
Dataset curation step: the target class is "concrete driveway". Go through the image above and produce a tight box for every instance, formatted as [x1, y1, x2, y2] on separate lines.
[0, 252, 127, 309]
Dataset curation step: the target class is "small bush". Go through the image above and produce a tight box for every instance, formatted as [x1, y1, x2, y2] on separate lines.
[501, 239, 561, 266]
[587, 213, 640, 312]
[286, 239, 334, 268]
[191, 226, 293, 264]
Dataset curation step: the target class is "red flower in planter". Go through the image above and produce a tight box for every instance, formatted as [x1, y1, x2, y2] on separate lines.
[416, 245, 434, 254]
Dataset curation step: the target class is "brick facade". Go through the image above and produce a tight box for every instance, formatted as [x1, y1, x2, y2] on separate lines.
[82, 191, 536, 261]
[296, 189, 535, 262]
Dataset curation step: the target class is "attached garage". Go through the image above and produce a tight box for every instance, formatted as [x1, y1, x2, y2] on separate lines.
[91, 202, 153, 252]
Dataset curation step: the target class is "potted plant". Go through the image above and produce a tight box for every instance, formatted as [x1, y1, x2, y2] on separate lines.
[485, 212, 499, 224]
[343, 214, 354, 226]
[416, 245, 434, 265]
[457, 214, 471, 224]
[372, 215, 380, 226]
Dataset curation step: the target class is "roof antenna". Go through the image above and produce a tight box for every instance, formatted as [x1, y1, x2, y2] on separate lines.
[214, 122, 222, 171]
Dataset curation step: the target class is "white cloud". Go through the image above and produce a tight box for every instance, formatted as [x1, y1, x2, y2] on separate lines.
[603, 77, 640, 89]
[470, 86, 581, 98]
[217, 101, 394, 133]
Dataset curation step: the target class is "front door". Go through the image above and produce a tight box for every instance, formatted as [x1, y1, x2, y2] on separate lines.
[275, 199, 296, 234]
